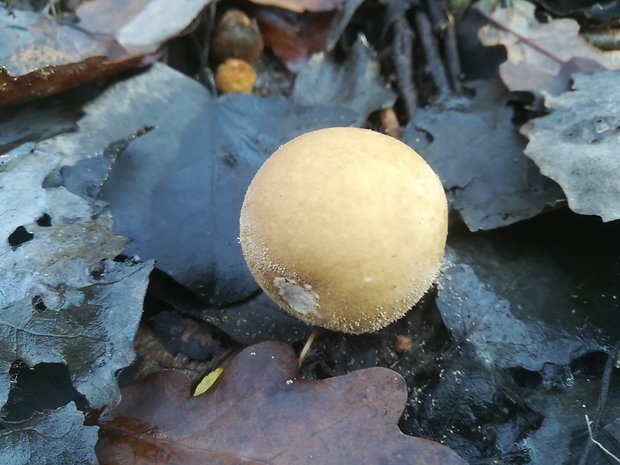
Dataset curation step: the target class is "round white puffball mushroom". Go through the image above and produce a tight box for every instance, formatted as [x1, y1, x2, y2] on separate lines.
[239, 127, 448, 334]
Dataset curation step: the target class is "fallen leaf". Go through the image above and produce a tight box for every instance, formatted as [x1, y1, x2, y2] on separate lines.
[0, 144, 152, 409]
[96, 341, 468, 465]
[248, 0, 343, 13]
[476, 0, 620, 99]
[523, 353, 620, 465]
[404, 78, 563, 231]
[198, 292, 311, 345]
[255, 0, 363, 71]
[0, 87, 93, 153]
[41, 63, 357, 307]
[293, 34, 396, 125]
[0, 5, 150, 105]
[76, 0, 214, 54]
[0, 403, 98, 465]
[436, 221, 616, 371]
[256, 8, 339, 72]
[524, 70, 620, 222]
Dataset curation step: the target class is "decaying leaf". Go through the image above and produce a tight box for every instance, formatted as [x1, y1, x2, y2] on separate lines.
[40, 63, 356, 307]
[0, 144, 152, 409]
[256, 0, 364, 71]
[248, 0, 343, 13]
[524, 71, 620, 221]
[404, 78, 563, 231]
[0, 5, 150, 105]
[96, 341, 468, 465]
[0, 88, 92, 153]
[476, 0, 620, 99]
[0, 403, 98, 465]
[76, 0, 214, 54]
[293, 34, 396, 125]
[523, 353, 620, 465]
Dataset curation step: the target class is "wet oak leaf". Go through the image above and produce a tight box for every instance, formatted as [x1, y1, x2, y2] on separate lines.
[97, 341, 467, 465]
[476, 0, 620, 99]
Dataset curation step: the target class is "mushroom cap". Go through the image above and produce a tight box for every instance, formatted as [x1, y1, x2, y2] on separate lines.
[240, 127, 448, 334]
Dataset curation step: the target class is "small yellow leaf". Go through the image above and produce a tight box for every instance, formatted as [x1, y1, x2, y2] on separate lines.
[193, 368, 224, 396]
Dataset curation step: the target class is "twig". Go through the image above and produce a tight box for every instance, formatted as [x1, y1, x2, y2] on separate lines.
[193, 2, 217, 94]
[577, 342, 620, 465]
[392, 18, 417, 122]
[423, 0, 462, 92]
[584, 415, 620, 463]
[298, 327, 319, 367]
[414, 11, 451, 96]
[443, 22, 462, 93]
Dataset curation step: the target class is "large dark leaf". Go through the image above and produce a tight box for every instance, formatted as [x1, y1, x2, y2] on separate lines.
[405, 79, 563, 231]
[51, 63, 358, 306]
[293, 34, 396, 125]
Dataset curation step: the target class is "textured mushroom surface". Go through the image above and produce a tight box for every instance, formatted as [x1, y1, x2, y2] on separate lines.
[240, 127, 448, 333]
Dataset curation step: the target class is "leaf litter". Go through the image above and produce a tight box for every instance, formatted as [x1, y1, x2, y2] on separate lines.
[476, 0, 620, 100]
[95, 341, 468, 465]
[1, 0, 620, 464]
[0, 142, 152, 462]
[0, 4, 151, 105]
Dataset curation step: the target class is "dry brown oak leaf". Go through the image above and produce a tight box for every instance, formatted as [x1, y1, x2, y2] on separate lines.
[96, 341, 468, 465]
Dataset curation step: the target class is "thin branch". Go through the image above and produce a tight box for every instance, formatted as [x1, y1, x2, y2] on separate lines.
[414, 11, 451, 96]
[425, 0, 462, 92]
[577, 342, 620, 465]
[585, 415, 620, 463]
[392, 18, 418, 122]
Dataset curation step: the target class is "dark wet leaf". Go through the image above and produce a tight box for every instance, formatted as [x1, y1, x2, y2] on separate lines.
[44, 63, 357, 306]
[0, 145, 152, 408]
[523, 352, 620, 465]
[0, 87, 94, 154]
[476, 0, 620, 100]
[0, 5, 150, 105]
[199, 293, 312, 345]
[293, 34, 396, 125]
[436, 216, 618, 371]
[404, 78, 563, 231]
[76, 0, 214, 54]
[535, 0, 620, 23]
[524, 70, 620, 222]
[96, 341, 468, 465]
[0, 403, 98, 465]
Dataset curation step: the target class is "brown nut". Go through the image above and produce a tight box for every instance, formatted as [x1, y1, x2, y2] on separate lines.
[211, 9, 264, 64]
[240, 127, 448, 334]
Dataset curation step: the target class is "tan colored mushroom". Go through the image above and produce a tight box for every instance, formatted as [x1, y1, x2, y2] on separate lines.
[240, 127, 447, 334]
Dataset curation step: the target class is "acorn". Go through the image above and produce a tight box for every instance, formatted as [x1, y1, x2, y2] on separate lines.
[211, 9, 264, 64]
